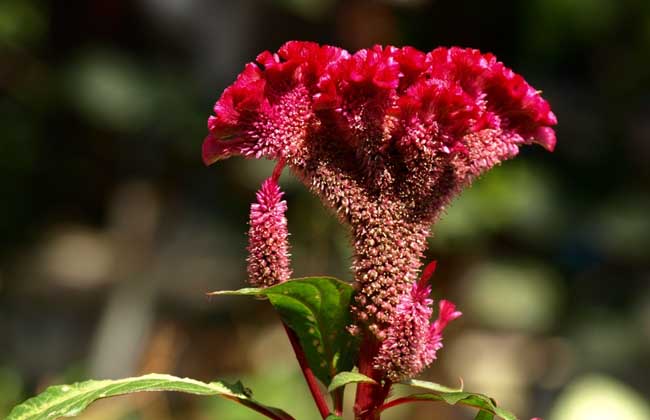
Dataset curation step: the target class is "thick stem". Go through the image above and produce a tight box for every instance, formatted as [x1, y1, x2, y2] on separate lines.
[282, 323, 331, 419]
[332, 388, 344, 417]
[353, 335, 391, 420]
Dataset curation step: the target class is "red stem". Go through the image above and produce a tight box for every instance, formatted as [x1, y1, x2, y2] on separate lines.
[376, 396, 421, 413]
[353, 335, 391, 419]
[332, 388, 344, 417]
[282, 323, 331, 419]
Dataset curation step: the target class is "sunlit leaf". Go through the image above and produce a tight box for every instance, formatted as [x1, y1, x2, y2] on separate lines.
[381, 390, 517, 420]
[328, 371, 376, 392]
[400, 378, 464, 393]
[7, 373, 294, 420]
[475, 409, 495, 420]
[210, 277, 358, 386]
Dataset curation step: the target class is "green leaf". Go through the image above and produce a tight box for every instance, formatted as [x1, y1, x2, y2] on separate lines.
[475, 410, 495, 420]
[381, 392, 517, 420]
[325, 415, 343, 420]
[400, 378, 464, 393]
[328, 372, 376, 392]
[6, 373, 294, 420]
[210, 277, 358, 386]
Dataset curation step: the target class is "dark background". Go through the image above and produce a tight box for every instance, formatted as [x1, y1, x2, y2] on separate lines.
[1, 0, 649, 419]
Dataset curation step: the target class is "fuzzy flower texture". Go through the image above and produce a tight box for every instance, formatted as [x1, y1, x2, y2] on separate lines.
[374, 261, 462, 381]
[203, 41, 556, 380]
[246, 163, 292, 288]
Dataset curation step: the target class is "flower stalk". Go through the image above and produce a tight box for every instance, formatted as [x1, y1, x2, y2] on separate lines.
[282, 323, 331, 419]
[354, 335, 384, 419]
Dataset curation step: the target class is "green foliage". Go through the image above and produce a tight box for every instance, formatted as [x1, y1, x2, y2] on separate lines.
[7, 373, 294, 420]
[475, 410, 495, 420]
[210, 277, 358, 387]
[400, 378, 464, 393]
[328, 371, 376, 392]
[201, 366, 321, 420]
[382, 388, 518, 420]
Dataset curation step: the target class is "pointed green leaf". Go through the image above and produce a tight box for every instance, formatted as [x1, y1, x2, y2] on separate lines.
[7, 373, 294, 420]
[325, 415, 343, 420]
[210, 277, 358, 386]
[475, 410, 495, 420]
[400, 378, 464, 393]
[381, 391, 517, 420]
[328, 372, 376, 392]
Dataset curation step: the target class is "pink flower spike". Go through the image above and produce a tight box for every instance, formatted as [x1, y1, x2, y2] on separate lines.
[373, 264, 459, 381]
[246, 174, 292, 288]
[373, 277, 433, 381]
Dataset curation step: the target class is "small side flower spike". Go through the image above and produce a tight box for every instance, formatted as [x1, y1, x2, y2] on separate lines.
[246, 161, 292, 287]
[374, 261, 461, 380]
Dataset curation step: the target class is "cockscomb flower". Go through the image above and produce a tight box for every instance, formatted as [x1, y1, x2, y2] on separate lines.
[203, 41, 556, 341]
[374, 261, 462, 380]
[246, 163, 292, 287]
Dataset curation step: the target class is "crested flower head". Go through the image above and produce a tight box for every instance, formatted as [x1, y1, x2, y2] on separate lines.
[246, 163, 292, 287]
[204, 42, 556, 174]
[374, 261, 462, 380]
[204, 41, 555, 336]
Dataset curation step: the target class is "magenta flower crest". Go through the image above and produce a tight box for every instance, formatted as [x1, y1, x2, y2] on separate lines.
[246, 163, 292, 287]
[374, 261, 462, 380]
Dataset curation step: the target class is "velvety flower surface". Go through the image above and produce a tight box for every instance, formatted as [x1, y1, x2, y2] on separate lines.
[203, 42, 556, 374]
[374, 262, 462, 380]
[204, 41, 556, 169]
[246, 166, 292, 287]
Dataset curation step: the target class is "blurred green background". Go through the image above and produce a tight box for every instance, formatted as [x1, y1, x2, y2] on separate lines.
[1, 0, 649, 419]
